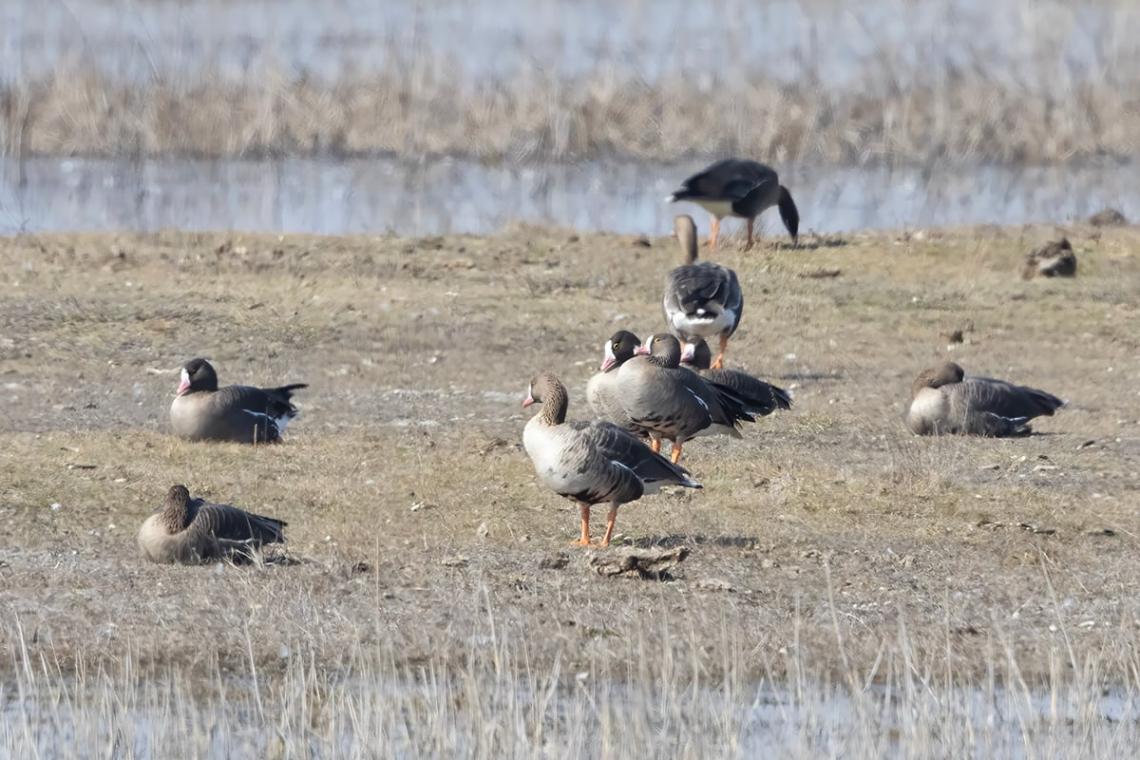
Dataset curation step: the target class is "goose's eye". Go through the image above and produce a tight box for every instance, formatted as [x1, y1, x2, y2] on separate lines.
[612, 341, 620, 350]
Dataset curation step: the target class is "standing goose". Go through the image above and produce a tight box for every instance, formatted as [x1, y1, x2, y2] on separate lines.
[586, 330, 643, 432]
[616, 334, 754, 463]
[522, 373, 700, 547]
[137, 485, 287, 564]
[170, 358, 307, 443]
[667, 159, 799, 249]
[663, 215, 743, 370]
[906, 362, 1065, 436]
[681, 338, 792, 417]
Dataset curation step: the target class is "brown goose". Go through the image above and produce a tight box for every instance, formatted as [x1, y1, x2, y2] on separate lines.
[614, 334, 754, 463]
[1022, 238, 1077, 279]
[170, 358, 307, 443]
[137, 485, 287, 564]
[681, 338, 792, 417]
[906, 362, 1065, 436]
[523, 373, 700, 547]
[667, 159, 799, 249]
[663, 215, 743, 370]
[586, 330, 643, 433]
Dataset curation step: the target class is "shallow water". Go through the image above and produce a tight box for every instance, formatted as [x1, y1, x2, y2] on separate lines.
[0, 157, 1134, 237]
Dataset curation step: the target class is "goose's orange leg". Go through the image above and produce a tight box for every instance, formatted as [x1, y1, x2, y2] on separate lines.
[744, 217, 755, 250]
[600, 506, 619, 547]
[571, 503, 591, 547]
[670, 441, 684, 464]
[711, 334, 729, 370]
[649, 437, 662, 454]
[708, 216, 720, 249]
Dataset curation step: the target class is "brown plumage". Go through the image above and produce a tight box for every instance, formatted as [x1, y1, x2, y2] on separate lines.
[170, 358, 307, 443]
[1022, 238, 1077, 279]
[613, 334, 758, 463]
[681, 338, 792, 417]
[667, 159, 799, 249]
[906, 362, 1065, 436]
[663, 215, 744, 369]
[137, 485, 287, 564]
[522, 373, 700, 547]
[586, 330, 644, 434]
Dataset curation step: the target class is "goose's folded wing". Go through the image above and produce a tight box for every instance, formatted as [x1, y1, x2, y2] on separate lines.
[965, 378, 1063, 419]
[702, 369, 791, 414]
[193, 502, 287, 544]
[575, 421, 698, 486]
[668, 264, 735, 313]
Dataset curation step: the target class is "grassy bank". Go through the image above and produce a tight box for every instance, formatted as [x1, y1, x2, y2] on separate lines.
[4, 61, 1137, 166]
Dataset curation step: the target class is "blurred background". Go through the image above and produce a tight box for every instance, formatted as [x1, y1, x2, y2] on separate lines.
[0, 0, 1136, 236]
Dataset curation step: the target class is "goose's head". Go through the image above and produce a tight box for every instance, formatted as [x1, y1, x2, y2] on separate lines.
[600, 330, 641, 372]
[912, 362, 965, 397]
[178, 358, 218, 395]
[637, 334, 683, 367]
[680, 339, 711, 369]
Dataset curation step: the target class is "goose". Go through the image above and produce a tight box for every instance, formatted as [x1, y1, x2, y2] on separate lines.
[1022, 238, 1077, 279]
[170, 358, 307, 443]
[680, 338, 792, 417]
[667, 159, 799, 249]
[663, 215, 743, 370]
[906, 362, 1065, 436]
[586, 330, 643, 432]
[615, 333, 756, 463]
[522, 373, 700, 547]
[138, 485, 287, 564]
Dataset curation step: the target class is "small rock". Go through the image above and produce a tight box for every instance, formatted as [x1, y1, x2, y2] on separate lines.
[590, 546, 690, 580]
[1019, 523, 1056, 536]
[50, 502, 61, 511]
[760, 558, 778, 569]
[696, 578, 735, 592]
[476, 522, 490, 538]
[440, 556, 468, 568]
[1085, 528, 1117, 537]
[539, 553, 570, 570]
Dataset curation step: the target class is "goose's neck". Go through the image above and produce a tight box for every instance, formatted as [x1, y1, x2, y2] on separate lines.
[161, 497, 191, 532]
[539, 386, 569, 425]
[647, 355, 679, 370]
[679, 230, 699, 265]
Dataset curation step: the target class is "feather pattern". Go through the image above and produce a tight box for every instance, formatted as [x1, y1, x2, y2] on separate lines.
[906, 363, 1063, 436]
[138, 485, 287, 564]
[170, 358, 307, 443]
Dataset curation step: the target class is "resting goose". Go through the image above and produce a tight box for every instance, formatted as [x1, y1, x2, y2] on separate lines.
[681, 338, 792, 417]
[614, 333, 755, 463]
[906, 362, 1065, 437]
[170, 358, 307, 443]
[138, 485, 287, 564]
[667, 159, 799, 249]
[663, 215, 743, 370]
[586, 330, 643, 432]
[522, 373, 700, 547]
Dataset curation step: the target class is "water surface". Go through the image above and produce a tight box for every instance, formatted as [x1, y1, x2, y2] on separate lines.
[0, 157, 1133, 237]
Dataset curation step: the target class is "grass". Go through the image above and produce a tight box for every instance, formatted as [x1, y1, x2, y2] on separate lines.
[2, 0, 1139, 165]
[1, 222, 1139, 753]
